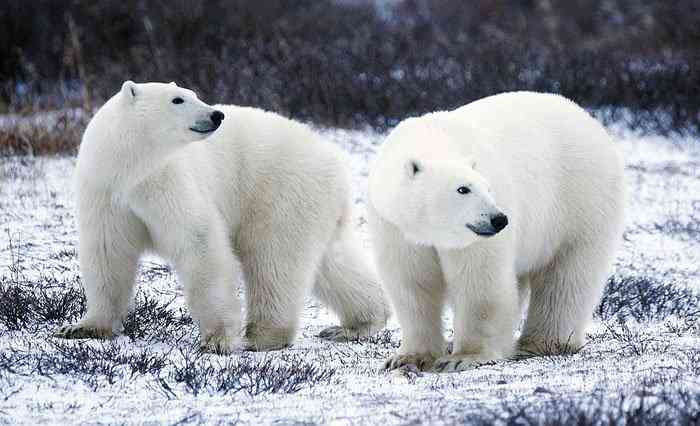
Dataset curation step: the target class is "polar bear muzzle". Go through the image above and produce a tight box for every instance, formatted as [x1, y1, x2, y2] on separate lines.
[190, 110, 225, 134]
[467, 212, 508, 236]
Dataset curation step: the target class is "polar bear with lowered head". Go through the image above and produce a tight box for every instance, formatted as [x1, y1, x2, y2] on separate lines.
[56, 81, 388, 352]
[368, 92, 625, 372]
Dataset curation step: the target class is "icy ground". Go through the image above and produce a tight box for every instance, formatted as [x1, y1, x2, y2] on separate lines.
[0, 126, 699, 425]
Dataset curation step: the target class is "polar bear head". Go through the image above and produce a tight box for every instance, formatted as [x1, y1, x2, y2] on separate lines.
[117, 80, 224, 148]
[393, 157, 508, 249]
[77, 81, 225, 185]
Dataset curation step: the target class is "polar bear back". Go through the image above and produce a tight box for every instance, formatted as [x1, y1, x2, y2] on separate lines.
[208, 105, 348, 182]
[165, 105, 352, 235]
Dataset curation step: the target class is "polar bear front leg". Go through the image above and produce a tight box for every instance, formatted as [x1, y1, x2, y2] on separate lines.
[380, 249, 446, 371]
[55, 208, 145, 339]
[433, 247, 518, 373]
[368, 211, 447, 371]
[172, 226, 243, 355]
[129, 180, 243, 354]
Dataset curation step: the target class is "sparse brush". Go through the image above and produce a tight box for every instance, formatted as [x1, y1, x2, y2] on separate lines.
[0, 259, 191, 340]
[122, 293, 193, 342]
[458, 385, 700, 425]
[602, 321, 670, 357]
[31, 286, 86, 326]
[653, 217, 700, 240]
[0, 284, 33, 331]
[169, 347, 336, 397]
[597, 274, 700, 323]
[0, 276, 86, 333]
[0, 339, 169, 390]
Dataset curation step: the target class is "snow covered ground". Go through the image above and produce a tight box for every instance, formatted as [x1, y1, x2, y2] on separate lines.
[0, 125, 699, 425]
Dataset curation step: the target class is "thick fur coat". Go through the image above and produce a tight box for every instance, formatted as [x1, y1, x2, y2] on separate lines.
[368, 92, 625, 372]
[57, 81, 388, 352]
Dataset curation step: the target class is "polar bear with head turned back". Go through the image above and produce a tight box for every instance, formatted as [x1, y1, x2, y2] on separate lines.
[56, 81, 389, 353]
[369, 92, 625, 372]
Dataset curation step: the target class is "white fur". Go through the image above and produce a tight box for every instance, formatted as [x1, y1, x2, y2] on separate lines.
[368, 92, 625, 372]
[57, 81, 388, 352]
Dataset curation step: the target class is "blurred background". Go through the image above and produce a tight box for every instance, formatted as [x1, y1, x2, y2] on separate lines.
[0, 0, 698, 154]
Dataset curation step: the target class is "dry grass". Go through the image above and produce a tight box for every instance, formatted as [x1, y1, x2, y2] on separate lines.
[0, 110, 87, 156]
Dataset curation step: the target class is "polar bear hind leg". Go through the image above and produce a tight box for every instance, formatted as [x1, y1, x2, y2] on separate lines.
[516, 240, 614, 357]
[237, 203, 337, 351]
[315, 220, 389, 342]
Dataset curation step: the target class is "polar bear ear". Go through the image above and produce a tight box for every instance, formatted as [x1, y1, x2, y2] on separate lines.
[465, 156, 477, 170]
[169, 81, 177, 87]
[405, 159, 423, 180]
[121, 80, 138, 103]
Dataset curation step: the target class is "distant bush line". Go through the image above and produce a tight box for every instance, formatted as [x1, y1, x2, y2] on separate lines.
[0, 0, 698, 154]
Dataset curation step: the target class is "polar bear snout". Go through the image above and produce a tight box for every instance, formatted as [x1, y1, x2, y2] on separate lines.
[467, 212, 508, 237]
[190, 110, 225, 134]
[211, 110, 225, 127]
[490, 213, 508, 232]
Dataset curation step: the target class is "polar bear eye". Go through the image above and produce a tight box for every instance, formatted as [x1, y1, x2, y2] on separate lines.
[172, 97, 184, 104]
[457, 186, 471, 195]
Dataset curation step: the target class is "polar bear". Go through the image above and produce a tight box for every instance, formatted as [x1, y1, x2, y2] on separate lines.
[368, 92, 625, 372]
[55, 81, 388, 352]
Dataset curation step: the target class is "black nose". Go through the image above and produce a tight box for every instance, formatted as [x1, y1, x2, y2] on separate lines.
[211, 110, 224, 126]
[490, 213, 508, 232]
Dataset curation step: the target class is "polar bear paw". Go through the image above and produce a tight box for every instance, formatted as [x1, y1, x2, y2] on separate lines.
[431, 354, 495, 373]
[318, 323, 382, 342]
[384, 352, 437, 372]
[54, 324, 114, 339]
[515, 335, 584, 358]
[512, 340, 544, 359]
[243, 324, 294, 352]
[200, 331, 240, 355]
[242, 337, 291, 352]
